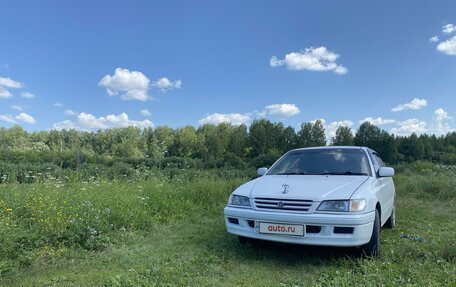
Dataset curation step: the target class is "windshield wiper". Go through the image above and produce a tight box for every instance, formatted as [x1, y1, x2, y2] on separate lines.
[317, 171, 368, 176]
[276, 172, 309, 175]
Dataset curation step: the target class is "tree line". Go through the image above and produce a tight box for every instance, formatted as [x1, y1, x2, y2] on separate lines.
[1, 119, 455, 169]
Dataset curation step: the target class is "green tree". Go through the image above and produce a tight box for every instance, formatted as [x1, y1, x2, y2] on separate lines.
[227, 124, 248, 157]
[297, 122, 312, 147]
[331, 126, 354, 146]
[110, 127, 144, 158]
[248, 119, 276, 157]
[196, 124, 223, 159]
[297, 120, 326, 147]
[280, 126, 297, 152]
[378, 131, 397, 163]
[311, 120, 326, 146]
[154, 126, 175, 157]
[170, 126, 198, 157]
[354, 122, 381, 150]
[398, 133, 424, 162]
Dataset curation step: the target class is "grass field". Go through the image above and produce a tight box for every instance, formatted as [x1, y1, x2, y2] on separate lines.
[0, 167, 455, 286]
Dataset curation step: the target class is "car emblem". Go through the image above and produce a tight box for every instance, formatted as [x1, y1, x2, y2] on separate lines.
[282, 184, 289, 194]
[277, 201, 285, 208]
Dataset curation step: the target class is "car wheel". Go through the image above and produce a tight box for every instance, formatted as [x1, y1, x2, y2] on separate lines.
[384, 206, 395, 229]
[361, 209, 381, 257]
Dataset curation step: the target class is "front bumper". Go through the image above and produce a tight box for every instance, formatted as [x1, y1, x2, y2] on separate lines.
[224, 206, 375, 247]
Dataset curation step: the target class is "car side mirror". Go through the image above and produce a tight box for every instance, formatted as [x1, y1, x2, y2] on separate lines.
[257, 167, 268, 176]
[378, 167, 394, 177]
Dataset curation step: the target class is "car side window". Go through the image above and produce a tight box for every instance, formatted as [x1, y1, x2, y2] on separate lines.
[373, 153, 386, 167]
[368, 151, 381, 174]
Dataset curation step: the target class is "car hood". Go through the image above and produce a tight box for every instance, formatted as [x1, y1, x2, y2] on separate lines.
[248, 175, 369, 201]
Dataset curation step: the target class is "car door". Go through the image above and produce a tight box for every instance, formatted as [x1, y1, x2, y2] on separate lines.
[369, 151, 394, 225]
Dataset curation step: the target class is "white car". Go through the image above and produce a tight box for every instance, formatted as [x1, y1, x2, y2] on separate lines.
[224, 146, 395, 256]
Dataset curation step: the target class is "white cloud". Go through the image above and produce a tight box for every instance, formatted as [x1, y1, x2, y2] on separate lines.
[199, 103, 300, 125]
[388, 110, 453, 136]
[432, 24, 456, 56]
[105, 113, 152, 128]
[434, 108, 451, 121]
[11, 105, 23, 111]
[1, 112, 37, 125]
[433, 122, 453, 135]
[99, 67, 151, 101]
[430, 36, 439, 43]
[442, 24, 456, 34]
[359, 117, 396, 126]
[198, 113, 251, 125]
[21, 92, 35, 99]
[326, 120, 353, 141]
[433, 119, 453, 134]
[126, 89, 150, 101]
[391, 98, 427, 112]
[390, 119, 427, 135]
[64, 109, 77, 116]
[0, 76, 26, 100]
[0, 77, 23, 89]
[254, 110, 268, 118]
[429, 108, 455, 135]
[0, 87, 12, 98]
[15, 112, 36, 124]
[153, 77, 182, 92]
[0, 114, 16, 124]
[76, 112, 106, 129]
[53, 112, 154, 130]
[270, 47, 348, 75]
[264, 104, 300, 117]
[52, 120, 78, 130]
[432, 108, 453, 134]
[53, 102, 64, 107]
[140, 109, 151, 116]
[437, 35, 456, 55]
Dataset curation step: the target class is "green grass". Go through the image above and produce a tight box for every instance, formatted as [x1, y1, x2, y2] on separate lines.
[0, 169, 455, 286]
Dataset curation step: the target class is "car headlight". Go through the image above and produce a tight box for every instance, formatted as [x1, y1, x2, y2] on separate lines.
[317, 199, 366, 212]
[317, 200, 349, 212]
[230, 195, 251, 207]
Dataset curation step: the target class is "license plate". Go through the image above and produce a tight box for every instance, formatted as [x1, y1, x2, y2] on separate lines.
[258, 222, 305, 236]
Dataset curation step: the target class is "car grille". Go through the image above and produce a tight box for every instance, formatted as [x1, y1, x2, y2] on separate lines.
[254, 197, 313, 212]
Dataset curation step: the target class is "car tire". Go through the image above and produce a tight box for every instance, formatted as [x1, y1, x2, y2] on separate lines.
[361, 209, 381, 257]
[384, 206, 395, 229]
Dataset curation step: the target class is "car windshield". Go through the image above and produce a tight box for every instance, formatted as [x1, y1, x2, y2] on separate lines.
[267, 148, 371, 176]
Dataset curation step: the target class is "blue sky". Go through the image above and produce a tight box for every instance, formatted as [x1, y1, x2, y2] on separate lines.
[0, 0, 455, 137]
